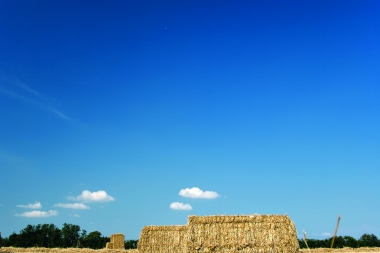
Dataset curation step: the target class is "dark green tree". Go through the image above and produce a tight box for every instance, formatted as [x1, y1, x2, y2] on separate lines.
[1, 236, 10, 247]
[79, 229, 87, 248]
[18, 224, 37, 247]
[125, 240, 138, 249]
[34, 224, 61, 247]
[358, 234, 380, 247]
[8, 232, 20, 247]
[305, 238, 329, 248]
[84, 231, 103, 249]
[328, 236, 345, 248]
[61, 223, 80, 247]
[343, 236, 358, 248]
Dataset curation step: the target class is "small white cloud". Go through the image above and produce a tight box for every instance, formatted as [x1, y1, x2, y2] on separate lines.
[321, 232, 332, 237]
[170, 202, 192, 211]
[15, 210, 58, 217]
[179, 187, 219, 199]
[17, 201, 42, 209]
[73, 214, 80, 218]
[54, 203, 90, 209]
[69, 190, 115, 202]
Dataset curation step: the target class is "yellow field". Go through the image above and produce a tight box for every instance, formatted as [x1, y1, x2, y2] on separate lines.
[0, 247, 138, 253]
[299, 249, 380, 253]
[1, 247, 380, 253]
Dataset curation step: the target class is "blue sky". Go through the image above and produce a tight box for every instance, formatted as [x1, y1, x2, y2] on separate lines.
[1, 0, 379, 240]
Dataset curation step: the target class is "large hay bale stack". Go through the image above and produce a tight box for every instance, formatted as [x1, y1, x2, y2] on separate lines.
[110, 234, 125, 249]
[138, 225, 187, 253]
[187, 214, 299, 253]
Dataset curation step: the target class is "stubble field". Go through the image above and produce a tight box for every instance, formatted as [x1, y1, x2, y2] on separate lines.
[1, 247, 380, 253]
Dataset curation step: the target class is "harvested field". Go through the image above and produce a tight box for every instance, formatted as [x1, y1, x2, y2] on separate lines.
[1, 247, 380, 253]
[0, 247, 138, 253]
[299, 249, 380, 253]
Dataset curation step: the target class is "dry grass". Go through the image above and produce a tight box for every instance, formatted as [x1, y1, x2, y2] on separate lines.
[2, 246, 380, 253]
[0, 247, 138, 253]
[299, 248, 380, 253]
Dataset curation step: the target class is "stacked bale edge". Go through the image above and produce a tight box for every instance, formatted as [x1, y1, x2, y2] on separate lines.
[106, 242, 114, 249]
[110, 234, 125, 249]
[187, 214, 300, 253]
[137, 225, 187, 253]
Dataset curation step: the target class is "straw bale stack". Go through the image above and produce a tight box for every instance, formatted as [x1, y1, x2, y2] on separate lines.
[138, 225, 187, 253]
[110, 234, 125, 249]
[187, 214, 299, 253]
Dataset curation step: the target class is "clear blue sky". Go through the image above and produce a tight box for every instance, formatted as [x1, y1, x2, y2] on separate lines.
[1, 0, 379, 240]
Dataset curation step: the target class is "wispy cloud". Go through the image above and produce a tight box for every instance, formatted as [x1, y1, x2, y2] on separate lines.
[15, 210, 58, 217]
[54, 203, 90, 209]
[68, 190, 115, 203]
[0, 74, 71, 121]
[321, 232, 332, 237]
[0, 88, 26, 100]
[15, 80, 39, 96]
[17, 201, 42, 209]
[170, 202, 192, 211]
[73, 214, 80, 218]
[51, 109, 72, 121]
[179, 187, 219, 199]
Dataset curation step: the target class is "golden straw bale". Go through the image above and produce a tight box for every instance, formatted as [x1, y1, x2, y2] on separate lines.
[137, 225, 187, 253]
[110, 234, 125, 249]
[106, 242, 114, 249]
[187, 214, 299, 253]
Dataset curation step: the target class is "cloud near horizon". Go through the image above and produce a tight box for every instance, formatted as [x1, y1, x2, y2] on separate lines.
[15, 210, 58, 217]
[170, 202, 192, 211]
[54, 203, 90, 209]
[69, 190, 115, 202]
[321, 232, 332, 236]
[16, 201, 42, 209]
[179, 187, 219, 199]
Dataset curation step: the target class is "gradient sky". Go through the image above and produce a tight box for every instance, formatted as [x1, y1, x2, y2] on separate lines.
[1, 0, 379, 240]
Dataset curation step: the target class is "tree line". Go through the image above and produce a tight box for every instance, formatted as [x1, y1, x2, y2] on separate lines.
[0, 223, 138, 249]
[298, 234, 380, 248]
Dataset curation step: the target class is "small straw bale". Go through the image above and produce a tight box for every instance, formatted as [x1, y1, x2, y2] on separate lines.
[138, 225, 187, 253]
[106, 242, 114, 249]
[187, 214, 299, 253]
[110, 234, 125, 249]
